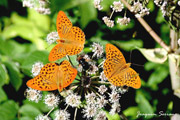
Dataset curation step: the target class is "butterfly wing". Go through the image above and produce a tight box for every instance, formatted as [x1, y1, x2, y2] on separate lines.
[26, 63, 58, 91]
[57, 60, 77, 92]
[104, 44, 126, 79]
[109, 68, 141, 89]
[56, 11, 72, 39]
[64, 26, 85, 55]
[49, 43, 66, 61]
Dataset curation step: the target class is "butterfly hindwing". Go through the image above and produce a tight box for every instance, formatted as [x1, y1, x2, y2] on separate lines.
[104, 44, 141, 89]
[49, 44, 66, 61]
[27, 63, 59, 91]
[57, 60, 77, 92]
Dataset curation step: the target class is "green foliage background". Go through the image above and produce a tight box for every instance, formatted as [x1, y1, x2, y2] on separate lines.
[0, 0, 179, 120]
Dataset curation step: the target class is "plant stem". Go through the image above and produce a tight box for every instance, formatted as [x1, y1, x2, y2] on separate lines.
[121, 0, 170, 52]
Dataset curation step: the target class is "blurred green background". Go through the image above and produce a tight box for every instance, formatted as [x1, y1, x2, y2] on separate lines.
[0, 0, 179, 120]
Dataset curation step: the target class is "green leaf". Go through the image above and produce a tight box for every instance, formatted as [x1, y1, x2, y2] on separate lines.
[137, 47, 168, 63]
[147, 64, 169, 90]
[19, 116, 33, 120]
[106, 112, 121, 120]
[144, 62, 159, 71]
[136, 90, 154, 119]
[0, 64, 7, 87]
[21, 50, 49, 76]
[113, 39, 143, 51]
[51, 0, 88, 11]
[19, 104, 42, 118]
[124, 107, 139, 119]
[0, 87, 7, 103]
[0, 0, 8, 8]
[4, 61, 22, 91]
[101, 0, 114, 11]
[0, 39, 35, 62]
[0, 100, 19, 120]
[79, 0, 97, 28]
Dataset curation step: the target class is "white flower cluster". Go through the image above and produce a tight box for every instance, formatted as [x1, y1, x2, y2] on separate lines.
[46, 31, 60, 45]
[22, 0, 51, 15]
[31, 61, 44, 77]
[94, 0, 103, 10]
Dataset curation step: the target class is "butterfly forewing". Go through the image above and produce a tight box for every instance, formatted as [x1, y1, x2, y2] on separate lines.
[56, 11, 72, 39]
[104, 44, 126, 79]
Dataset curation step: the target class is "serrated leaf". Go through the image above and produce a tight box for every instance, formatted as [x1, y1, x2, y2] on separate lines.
[0, 87, 7, 102]
[21, 50, 49, 76]
[79, 0, 97, 28]
[136, 90, 154, 119]
[113, 39, 143, 51]
[147, 65, 169, 90]
[4, 61, 22, 91]
[19, 104, 42, 118]
[0, 100, 19, 120]
[0, 64, 7, 87]
[137, 47, 168, 63]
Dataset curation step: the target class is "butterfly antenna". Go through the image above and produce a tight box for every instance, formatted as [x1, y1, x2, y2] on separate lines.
[129, 49, 144, 67]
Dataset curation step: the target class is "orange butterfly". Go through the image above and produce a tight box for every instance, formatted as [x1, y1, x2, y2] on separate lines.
[49, 11, 85, 62]
[103, 44, 141, 89]
[26, 60, 77, 92]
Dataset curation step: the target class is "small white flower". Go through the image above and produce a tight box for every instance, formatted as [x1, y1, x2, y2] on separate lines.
[135, 7, 150, 18]
[160, 1, 167, 16]
[54, 110, 70, 120]
[31, 62, 44, 77]
[91, 42, 104, 58]
[83, 54, 91, 62]
[109, 90, 120, 103]
[99, 71, 108, 81]
[44, 93, 60, 108]
[95, 111, 107, 120]
[110, 1, 124, 12]
[39, 0, 48, 7]
[96, 96, 108, 108]
[22, 0, 34, 8]
[178, 39, 180, 46]
[98, 85, 107, 94]
[46, 32, 60, 44]
[171, 114, 180, 120]
[65, 94, 81, 108]
[25, 88, 42, 103]
[88, 62, 98, 75]
[102, 16, 114, 28]
[83, 105, 98, 119]
[131, 2, 143, 13]
[35, 7, 51, 15]
[117, 17, 131, 25]
[118, 87, 128, 94]
[110, 102, 121, 115]
[178, 1, 180, 6]
[35, 114, 50, 120]
[154, 0, 163, 7]
[85, 92, 97, 104]
[110, 84, 117, 91]
[94, 0, 103, 10]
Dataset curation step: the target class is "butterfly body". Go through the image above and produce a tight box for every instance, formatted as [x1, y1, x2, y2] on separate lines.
[49, 11, 85, 62]
[103, 44, 141, 89]
[27, 60, 77, 92]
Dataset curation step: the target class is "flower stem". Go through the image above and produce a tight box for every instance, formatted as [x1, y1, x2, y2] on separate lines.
[74, 108, 78, 120]
[121, 0, 170, 52]
[46, 107, 55, 117]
